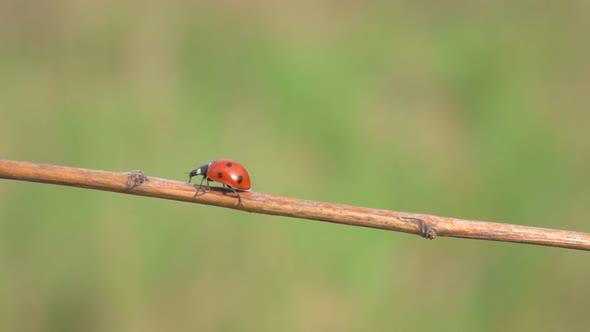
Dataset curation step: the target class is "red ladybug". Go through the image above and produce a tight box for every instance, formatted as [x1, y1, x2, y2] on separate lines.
[188, 159, 251, 206]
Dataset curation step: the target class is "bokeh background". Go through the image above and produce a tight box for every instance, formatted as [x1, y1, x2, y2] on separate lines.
[1, 1, 589, 331]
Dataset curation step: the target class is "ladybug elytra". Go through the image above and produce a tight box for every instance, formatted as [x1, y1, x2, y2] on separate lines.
[188, 159, 251, 206]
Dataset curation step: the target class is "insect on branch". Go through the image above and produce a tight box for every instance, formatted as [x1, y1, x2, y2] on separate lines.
[1, 159, 589, 251]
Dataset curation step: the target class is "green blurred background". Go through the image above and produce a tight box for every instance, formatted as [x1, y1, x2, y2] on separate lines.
[1, 1, 589, 331]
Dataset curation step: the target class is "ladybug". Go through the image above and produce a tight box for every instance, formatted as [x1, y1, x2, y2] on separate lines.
[188, 159, 251, 206]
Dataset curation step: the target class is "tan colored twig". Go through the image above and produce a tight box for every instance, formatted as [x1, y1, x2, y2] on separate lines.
[1, 159, 589, 251]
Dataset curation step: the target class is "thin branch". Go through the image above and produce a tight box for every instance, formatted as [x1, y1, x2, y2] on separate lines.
[1, 159, 589, 251]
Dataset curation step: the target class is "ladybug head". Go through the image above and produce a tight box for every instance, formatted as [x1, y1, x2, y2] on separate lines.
[188, 163, 209, 183]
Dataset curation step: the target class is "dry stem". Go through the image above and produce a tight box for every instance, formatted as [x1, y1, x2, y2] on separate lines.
[1, 159, 589, 251]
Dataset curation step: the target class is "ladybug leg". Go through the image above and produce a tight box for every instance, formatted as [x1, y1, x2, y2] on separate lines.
[194, 176, 204, 197]
[204, 179, 211, 192]
[228, 186, 243, 207]
[194, 176, 211, 197]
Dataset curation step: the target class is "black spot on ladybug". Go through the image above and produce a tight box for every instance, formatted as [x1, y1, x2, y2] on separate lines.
[237, 175, 243, 184]
[226, 162, 233, 167]
[217, 172, 223, 178]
